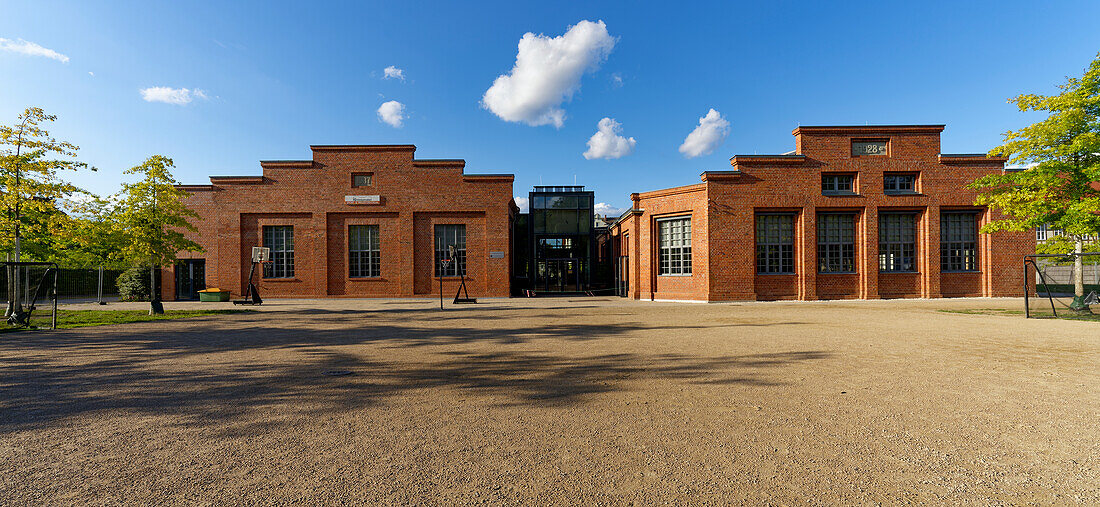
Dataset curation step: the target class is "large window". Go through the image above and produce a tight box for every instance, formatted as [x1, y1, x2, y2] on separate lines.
[879, 213, 917, 272]
[822, 174, 855, 195]
[941, 212, 978, 272]
[263, 225, 294, 278]
[756, 214, 795, 274]
[349, 225, 380, 277]
[434, 224, 466, 277]
[657, 217, 691, 275]
[818, 214, 856, 273]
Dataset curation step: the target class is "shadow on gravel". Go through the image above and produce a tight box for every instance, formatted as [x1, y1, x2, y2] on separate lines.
[0, 311, 829, 434]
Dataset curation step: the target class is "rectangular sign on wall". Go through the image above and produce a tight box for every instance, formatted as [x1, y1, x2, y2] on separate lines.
[489, 251, 505, 259]
[345, 195, 381, 205]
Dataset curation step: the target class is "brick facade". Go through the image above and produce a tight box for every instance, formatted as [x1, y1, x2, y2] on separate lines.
[610, 125, 1035, 302]
[164, 145, 515, 300]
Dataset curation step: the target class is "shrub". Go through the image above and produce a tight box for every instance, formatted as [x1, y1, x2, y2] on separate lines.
[116, 268, 151, 302]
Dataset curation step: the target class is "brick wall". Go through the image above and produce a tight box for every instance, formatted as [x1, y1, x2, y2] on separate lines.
[167, 145, 514, 300]
[612, 125, 1036, 302]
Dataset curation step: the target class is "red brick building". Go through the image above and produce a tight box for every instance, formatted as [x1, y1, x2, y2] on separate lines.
[609, 125, 1035, 302]
[164, 145, 515, 300]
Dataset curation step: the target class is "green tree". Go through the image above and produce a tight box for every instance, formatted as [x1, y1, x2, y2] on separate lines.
[968, 53, 1100, 308]
[111, 155, 202, 314]
[55, 195, 129, 269]
[0, 107, 93, 315]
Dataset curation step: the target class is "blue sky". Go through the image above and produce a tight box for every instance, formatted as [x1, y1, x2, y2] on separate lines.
[2, 1, 1099, 215]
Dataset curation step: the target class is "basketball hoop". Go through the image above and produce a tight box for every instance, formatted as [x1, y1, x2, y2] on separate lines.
[251, 246, 271, 263]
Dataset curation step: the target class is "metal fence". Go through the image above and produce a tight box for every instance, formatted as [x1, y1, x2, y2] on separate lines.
[0, 267, 126, 300]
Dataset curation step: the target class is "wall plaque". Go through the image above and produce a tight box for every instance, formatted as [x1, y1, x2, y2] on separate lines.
[345, 195, 381, 205]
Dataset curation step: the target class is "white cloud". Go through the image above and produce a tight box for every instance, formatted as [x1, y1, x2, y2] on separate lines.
[140, 86, 208, 105]
[377, 100, 406, 128]
[514, 196, 530, 213]
[383, 65, 405, 81]
[87, 71, 94, 77]
[0, 38, 69, 63]
[594, 202, 628, 217]
[679, 108, 730, 158]
[481, 19, 615, 128]
[610, 73, 623, 88]
[583, 117, 636, 160]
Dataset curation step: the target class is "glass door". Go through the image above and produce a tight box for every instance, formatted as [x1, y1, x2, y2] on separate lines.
[175, 259, 206, 300]
[540, 258, 579, 292]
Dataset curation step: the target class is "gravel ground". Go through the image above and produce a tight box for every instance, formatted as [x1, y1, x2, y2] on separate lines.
[1, 297, 1097, 504]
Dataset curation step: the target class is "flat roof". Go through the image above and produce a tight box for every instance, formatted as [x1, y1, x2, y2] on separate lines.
[309, 144, 417, 151]
[793, 125, 945, 135]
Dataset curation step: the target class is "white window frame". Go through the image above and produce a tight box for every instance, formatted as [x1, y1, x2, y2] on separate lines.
[657, 216, 692, 276]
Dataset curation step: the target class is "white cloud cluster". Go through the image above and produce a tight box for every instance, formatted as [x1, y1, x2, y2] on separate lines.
[679, 108, 729, 158]
[377, 100, 406, 128]
[514, 196, 530, 213]
[140, 86, 208, 105]
[481, 20, 615, 127]
[383, 65, 405, 81]
[583, 117, 635, 160]
[594, 202, 628, 217]
[0, 38, 69, 63]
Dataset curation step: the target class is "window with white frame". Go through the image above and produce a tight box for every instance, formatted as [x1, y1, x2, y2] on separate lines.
[348, 225, 380, 277]
[658, 217, 692, 275]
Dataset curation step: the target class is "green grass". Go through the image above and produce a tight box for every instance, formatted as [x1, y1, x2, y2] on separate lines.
[1, 309, 249, 332]
[939, 307, 1100, 321]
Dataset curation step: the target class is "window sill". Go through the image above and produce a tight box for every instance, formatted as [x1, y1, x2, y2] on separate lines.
[941, 270, 981, 274]
[262, 278, 300, 282]
[349, 276, 385, 280]
[879, 271, 919, 274]
[658, 273, 693, 277]
[819, 271, 857, 275]
[757, 272, 796, 276]
[822, 192, 861, 197]
[884, 191, 922, 196]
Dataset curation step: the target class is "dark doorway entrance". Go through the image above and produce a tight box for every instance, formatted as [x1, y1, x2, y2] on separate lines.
[175, 259, 206, 300]
[617, 255, 629, 297]
[537, 258, 581, 293]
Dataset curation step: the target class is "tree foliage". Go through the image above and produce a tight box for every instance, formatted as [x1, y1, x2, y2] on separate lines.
[0, 107, 94, 258]
[968, 53, 1100, 243]
[111, 155, 202, 268]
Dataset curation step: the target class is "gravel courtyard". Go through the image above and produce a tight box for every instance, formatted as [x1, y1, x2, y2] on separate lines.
[1, 297, 1097, 504]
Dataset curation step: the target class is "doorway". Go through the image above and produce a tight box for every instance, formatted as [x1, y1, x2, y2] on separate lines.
[537, 258, 580, 292]
[175, 259, 206, 300]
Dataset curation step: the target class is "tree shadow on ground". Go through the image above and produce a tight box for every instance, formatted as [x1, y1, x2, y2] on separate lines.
[0, 310, 829, 435]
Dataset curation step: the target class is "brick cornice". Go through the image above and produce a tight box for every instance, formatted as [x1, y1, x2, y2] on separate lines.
[209, 176, 264, 184]
[260, 160, 313, 169]
[793, 125, 945, 136]
[413, 159, 466, 168]
[310, 144, 416, 152]
[175, 184, 216, 191]
[637, 183, 705, 199]
[700, 170, 743, 181]
[939, 153, 1008, 165]
[463, 173, 514, 182]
